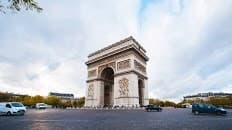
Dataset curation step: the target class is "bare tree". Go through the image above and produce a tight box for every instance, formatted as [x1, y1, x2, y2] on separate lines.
[0, 0, 42, 13]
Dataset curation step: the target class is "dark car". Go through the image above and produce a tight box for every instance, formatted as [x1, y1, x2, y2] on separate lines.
[145, 105, 162, 112]
[192, 103, 227, 115]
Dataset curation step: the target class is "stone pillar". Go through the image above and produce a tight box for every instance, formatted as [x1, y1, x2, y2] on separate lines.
[114, 73, 139, 107]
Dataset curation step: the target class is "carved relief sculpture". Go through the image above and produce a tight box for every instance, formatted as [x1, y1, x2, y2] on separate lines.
[134, 60, 146, 73]
[88, 84, 94, 98]
[117, 59, 131, 70]
[119, 78, 129, 96]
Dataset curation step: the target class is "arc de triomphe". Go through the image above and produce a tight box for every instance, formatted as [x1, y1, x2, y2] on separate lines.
[85, 36, 149, 107]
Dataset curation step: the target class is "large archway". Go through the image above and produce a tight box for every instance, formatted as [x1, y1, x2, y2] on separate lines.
[85, 37, 149, 107]
[101, 67, 114, 107]
[138, 79, 144, 106]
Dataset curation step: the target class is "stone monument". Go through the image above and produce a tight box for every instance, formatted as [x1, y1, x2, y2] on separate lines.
[85, 36, 149, 107]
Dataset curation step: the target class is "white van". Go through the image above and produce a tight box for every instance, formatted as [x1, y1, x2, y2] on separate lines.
[0, 102, 26, 116]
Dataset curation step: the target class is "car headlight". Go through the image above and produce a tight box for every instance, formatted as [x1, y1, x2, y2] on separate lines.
[13, 108, 18, 112]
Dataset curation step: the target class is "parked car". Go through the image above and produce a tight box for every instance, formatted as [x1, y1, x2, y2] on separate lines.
[181, 103, 192, 108]
[36, 103, 48, 109]
[145, 104, 162, 112]
[192, 102, 227, 115]
[0, 102, 26, 116]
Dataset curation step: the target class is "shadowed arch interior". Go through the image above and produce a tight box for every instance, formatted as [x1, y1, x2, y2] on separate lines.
[138, 79, 144, 106]
[101, 67, 114, 107]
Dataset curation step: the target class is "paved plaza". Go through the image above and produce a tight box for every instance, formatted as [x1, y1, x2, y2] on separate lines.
[0, 108, 231, 130]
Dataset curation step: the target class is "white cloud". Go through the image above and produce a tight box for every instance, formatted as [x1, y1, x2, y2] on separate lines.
[0, 0, 232, 101]
[139, 0, 232, 101]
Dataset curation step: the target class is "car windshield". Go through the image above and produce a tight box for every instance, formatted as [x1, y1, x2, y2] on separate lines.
[11, 102, 24, 107]
[149, 105, 157, 107]
[210, 105, 217, 109]
[39, 104, 46, 106]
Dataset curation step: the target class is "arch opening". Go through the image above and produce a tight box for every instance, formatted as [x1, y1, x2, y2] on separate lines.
[138, 79, 144, 106]
[101, 67, 114, 107]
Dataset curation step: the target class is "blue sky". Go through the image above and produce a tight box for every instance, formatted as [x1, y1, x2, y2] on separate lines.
[0, 0, 232, 101]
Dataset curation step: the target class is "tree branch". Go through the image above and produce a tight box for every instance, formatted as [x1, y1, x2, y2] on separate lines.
[0, 0, 42, 13]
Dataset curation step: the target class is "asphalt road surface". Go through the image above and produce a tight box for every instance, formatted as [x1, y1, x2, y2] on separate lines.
[0, 108, 231, 130]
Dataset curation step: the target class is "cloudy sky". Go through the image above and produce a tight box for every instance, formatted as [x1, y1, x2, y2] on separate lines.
[0, 0, 232, 101]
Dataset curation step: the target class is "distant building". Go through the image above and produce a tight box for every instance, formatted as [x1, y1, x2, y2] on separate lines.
[49, 92, 74, 102]
[11, 93, 28, 98]
[184, 92, 232, 102]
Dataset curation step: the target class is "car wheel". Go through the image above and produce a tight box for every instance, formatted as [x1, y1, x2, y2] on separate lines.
[194, 111, 199, 115]
[216, 111, 221, 115]
[21, 112, 25, 116]
[20, 111, 25, 116]
[6, 111, 11, 116]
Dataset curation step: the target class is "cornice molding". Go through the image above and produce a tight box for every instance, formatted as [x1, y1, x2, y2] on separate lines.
[88, 36, 146, 58]
[86, 44, 149, 65]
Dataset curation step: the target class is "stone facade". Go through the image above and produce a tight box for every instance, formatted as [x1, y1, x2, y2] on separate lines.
[85, 36, 149, 107]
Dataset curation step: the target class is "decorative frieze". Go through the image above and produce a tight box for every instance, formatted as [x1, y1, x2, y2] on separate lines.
[87, 84, 94, 98]
[88, 69, 97, 78]
[134, 60, 146, 73]
[117, 59, 131, 71]
[119, 78, 129, 97]
[88, 51, 133, 69]
[98, 62, 116, 75]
